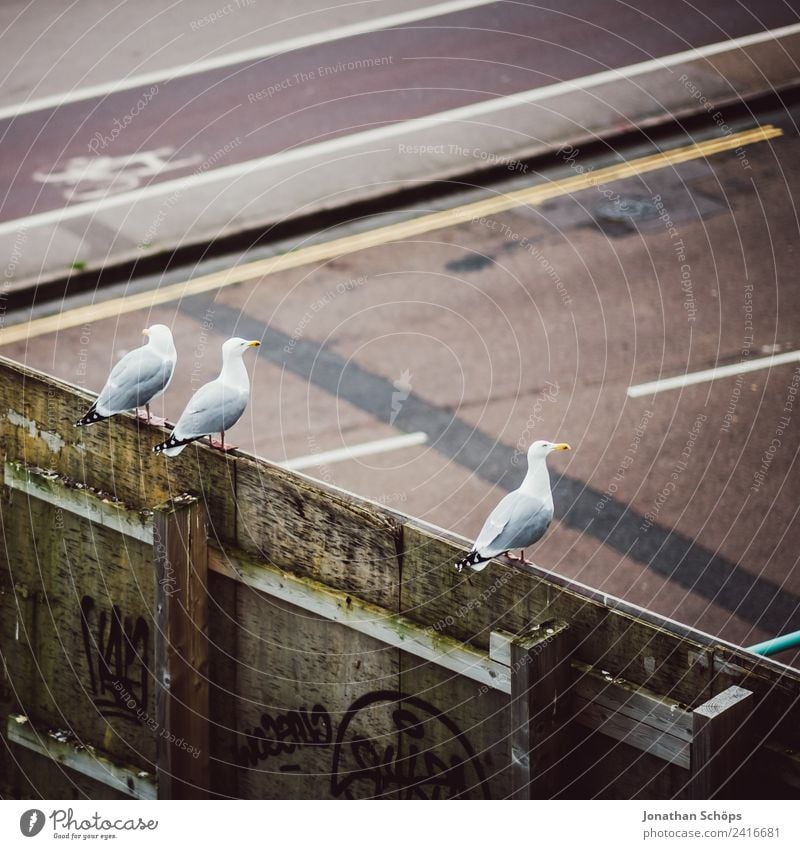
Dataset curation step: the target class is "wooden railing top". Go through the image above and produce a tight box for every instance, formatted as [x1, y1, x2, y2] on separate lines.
[2, 352, 799, 705]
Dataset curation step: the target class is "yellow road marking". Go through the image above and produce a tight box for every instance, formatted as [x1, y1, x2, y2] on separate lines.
[0, 124, 782, 346]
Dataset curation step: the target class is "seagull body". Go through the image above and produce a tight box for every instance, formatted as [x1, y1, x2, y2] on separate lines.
[456, 440, 570, 572]
[153, 337, 260, 457]
[75, 324, 176, 426]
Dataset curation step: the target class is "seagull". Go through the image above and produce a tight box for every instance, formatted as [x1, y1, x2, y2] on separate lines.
[75, 324, 176, 427]
[153, 337, 260, 457]
[455, 440, 570, 572]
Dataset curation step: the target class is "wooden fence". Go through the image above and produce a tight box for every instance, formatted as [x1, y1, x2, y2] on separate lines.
[1, 355, 799, 799]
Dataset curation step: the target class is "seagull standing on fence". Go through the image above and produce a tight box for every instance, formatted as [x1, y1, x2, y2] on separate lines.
[455, 440, 570, 572]
[75, 324, 177, 427]
[153, 337, 261, 457]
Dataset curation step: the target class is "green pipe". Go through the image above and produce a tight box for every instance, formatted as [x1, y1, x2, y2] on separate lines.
[748, 630, 800, 656]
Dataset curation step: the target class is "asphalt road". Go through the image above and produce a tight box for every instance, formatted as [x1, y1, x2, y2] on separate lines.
[4, 97, 800, 661]
[3, 0, 800, 223]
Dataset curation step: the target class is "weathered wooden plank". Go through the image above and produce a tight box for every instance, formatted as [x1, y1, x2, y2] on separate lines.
[571, 661, 692, 742]
[690, 685, 755, 798]
[545, 585, 715, 707]
[150, 441, 238, 545]
[207, 569, 241, 799]
[0, 552, 38, 719]
[7, 743, 136, 800]
[708, 644, 800, 731]
[208, 546, 712, 777]
[2, 493, 157, 769]
[0, 542, 23, 800]
[574, 696, 690, 769]
[154, 497, 209, 799]
[7, 714, 157, 799]
[404, 525, 800, 713]
[235, 455, 401, 608]
[401, 524, 550, 651]
[509, 621, 573, 798]
[567, 725, 689, 799]
[403, 525, 715, 705]
[397, 652, 509, 799]
[4, 461, 154, 543]
[495, 630, 692, 744]
[495, 631, 693, 768]
[0, 356, 237, 541]
[4, 356, 800, 799]
[208, 543, 511, 694]
[225, 585, 401, 799]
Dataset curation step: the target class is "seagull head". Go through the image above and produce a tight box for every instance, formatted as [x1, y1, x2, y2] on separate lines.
[527, 439, 571, 463]
[142, 324, 175, 353]
[222, 337, 261, 359]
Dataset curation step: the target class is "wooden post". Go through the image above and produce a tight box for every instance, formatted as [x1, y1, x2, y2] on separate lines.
[509, 620, 572, 799]
[690, 685, 755, 799]
[153, 497, 209, 799]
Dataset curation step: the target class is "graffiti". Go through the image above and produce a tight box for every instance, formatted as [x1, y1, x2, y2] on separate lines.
[332, 691, 490, 799]
[79, 595, 149, 722]
[234, 705, 332, 770]
[233, 690, 489, 798]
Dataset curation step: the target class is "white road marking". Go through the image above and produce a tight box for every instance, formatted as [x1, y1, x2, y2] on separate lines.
[627, 350, 800, 397]
[1, 20, 795, 237]
[32, 147, 203, 201]
[280, 431, 428, 470]
[0, 0, 499, 121]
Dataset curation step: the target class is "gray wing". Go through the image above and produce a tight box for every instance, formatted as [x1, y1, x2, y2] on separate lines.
[172, 379, 248, 441]
[96, 347, 174, 415]
[475, 490, 553, 558]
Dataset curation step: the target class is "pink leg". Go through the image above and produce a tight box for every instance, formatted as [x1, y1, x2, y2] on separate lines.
[502, 550, 525, 564]
[136, 404, 167, 426]
[209, 429, 237, 452]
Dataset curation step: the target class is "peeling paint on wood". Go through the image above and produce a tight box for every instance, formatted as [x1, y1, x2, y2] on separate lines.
[7, 715, 156, 799]
[7, 408, 67, 453]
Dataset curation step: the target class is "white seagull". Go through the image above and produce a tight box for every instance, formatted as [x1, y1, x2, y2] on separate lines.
[153, 337, 260, 457]
[455, 440, 570, 572]
[75, 324, 177, 426]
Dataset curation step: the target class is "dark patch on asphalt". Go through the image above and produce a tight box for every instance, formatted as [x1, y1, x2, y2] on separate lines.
[509, 166, 731, 242]
[595, 197, 661, 223]
[445, 253, 496, 273]
[590, 196, 661, 238]
[179, 296, 800, 632]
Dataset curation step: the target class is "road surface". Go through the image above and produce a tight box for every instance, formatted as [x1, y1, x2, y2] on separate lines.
[3, 99, 799, 662]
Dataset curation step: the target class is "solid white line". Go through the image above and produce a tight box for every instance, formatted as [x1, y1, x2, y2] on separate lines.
[2, 20, 796, 237]
[627, 350, 800, 397]
[0, 0, 498, 121]
[280, 431, 428, 470]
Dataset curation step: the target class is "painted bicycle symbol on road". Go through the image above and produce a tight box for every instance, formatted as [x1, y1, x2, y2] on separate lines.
[33, 147, 202, 201]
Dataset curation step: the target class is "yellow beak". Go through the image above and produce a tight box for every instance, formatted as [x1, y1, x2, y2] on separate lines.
[553, 443, 571, 451]
[142, 328, 150, 337]
[247, 340, 261, 348]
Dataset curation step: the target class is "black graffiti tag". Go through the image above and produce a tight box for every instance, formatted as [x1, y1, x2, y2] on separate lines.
[331, 691, 490, 800]
[79, 594, 149, 722]
[234, 705, 333, 769]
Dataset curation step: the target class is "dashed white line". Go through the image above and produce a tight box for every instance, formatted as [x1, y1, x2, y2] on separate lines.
[280, 431, 428, 470]
[627, 350, 800, 397]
